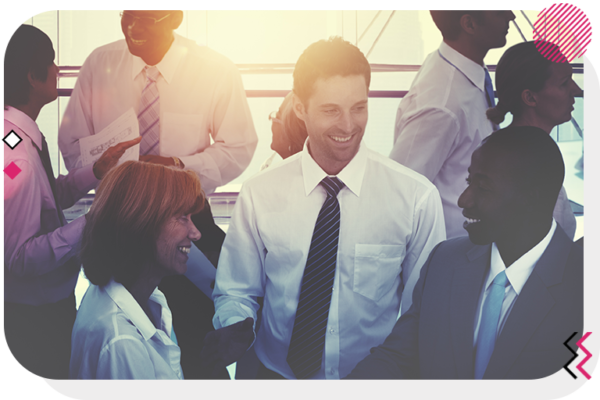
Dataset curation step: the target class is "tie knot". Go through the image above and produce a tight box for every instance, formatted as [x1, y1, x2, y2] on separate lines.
[145, 66, 160, 82]
[320, 176, 344, 197]
[492, 270, 508, 288]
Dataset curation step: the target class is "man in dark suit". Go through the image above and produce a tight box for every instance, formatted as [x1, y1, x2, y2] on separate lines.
[346, 126, 583, 379]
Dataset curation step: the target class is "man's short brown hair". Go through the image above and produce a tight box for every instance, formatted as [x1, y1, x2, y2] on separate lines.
[293, 36, 371, 106]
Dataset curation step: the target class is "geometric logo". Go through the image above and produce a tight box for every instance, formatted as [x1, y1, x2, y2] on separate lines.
[3, 130, 22, 150]
[534, 3, 592, 62]
[4, 162, 22, 179]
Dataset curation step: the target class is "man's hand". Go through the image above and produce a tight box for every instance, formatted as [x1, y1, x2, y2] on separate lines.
[139, 155, 184, 168]
[92, 137, 142, 179]
[200, 317, 254, 378]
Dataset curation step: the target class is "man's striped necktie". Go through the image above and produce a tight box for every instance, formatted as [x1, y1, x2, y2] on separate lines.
[287, 176, 345, 379]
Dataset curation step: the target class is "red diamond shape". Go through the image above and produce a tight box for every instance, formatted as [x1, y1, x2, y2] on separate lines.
[4, 162, 22, 179]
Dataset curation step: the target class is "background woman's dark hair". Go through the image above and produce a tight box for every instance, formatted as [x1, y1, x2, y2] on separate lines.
[81, 161, 204, 287]
[487, 41, 562, 125]
[4, 24, 55, 107]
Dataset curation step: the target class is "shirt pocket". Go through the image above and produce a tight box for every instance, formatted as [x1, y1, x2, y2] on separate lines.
[160, 112, 207, 157]
[353, 244, 406, 303]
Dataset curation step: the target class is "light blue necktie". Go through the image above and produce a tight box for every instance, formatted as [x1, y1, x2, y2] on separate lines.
[475, 270, 508, 379]
[287, 176, 344, 379]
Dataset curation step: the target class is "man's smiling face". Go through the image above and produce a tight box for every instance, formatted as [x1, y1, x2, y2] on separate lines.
[457, 145, 528, 245]
[120, 10, 180, 65]
[294, 74, 368, 175]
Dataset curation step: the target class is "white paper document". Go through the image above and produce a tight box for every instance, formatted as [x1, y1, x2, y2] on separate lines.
[79, 108, 140, 167]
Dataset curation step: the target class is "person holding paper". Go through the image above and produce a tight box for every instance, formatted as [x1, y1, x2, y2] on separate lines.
[4, 25, 139, 379]
[58, 10, 257, 379]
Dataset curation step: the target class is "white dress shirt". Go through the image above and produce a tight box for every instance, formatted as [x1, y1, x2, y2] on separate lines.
[4, 106, 98, 306]
[473, 219, 557, 344]
[554, 186, 576, 240]
[58, 33, 257, 194]
[213, 140, 446, 379]
[70, 280, 183, 379]
[390, 41, 495, 239]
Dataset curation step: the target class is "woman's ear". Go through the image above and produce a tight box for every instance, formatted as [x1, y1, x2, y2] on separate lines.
[521, 89, 538, 108]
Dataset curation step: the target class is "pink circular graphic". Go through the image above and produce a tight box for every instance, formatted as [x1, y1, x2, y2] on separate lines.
[533, 3, 592, 62]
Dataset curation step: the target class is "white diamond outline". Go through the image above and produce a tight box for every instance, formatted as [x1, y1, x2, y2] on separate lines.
[3, 130, 23, 150]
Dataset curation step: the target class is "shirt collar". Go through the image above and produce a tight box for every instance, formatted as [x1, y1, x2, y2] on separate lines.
[438, 41, 488, 94]
[301, 139, 367, 197]
[488, 219, 557, 295]
[104, 280, 171, 341]
[4, 106, 43, 150]
[131, 33, 186, 85]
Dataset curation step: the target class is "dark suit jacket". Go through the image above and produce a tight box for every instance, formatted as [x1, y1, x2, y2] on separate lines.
[346, 226, 583, 379]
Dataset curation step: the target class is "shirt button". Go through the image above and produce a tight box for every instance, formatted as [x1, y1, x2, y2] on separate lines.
[329, 368, 335, 375]
[329, 328, 335, 334]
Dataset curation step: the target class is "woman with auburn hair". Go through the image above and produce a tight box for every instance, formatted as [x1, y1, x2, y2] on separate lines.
[70, 161, 203, 379]
[487, 41, 582, 240]
[261, 92, 308, 170]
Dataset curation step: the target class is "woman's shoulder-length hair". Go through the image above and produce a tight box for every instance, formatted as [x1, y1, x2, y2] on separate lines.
[81, 161, 205, 287]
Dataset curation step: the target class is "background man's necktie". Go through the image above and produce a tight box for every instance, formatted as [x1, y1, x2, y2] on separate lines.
[475, 270, 508, 379]
[287, 176, 345, 379]
[37, 135, 66, 225]
[138, 65, 161, 155]
[484, 69, 500, 131]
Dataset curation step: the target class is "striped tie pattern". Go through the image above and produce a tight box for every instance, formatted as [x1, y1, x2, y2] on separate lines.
[474, 270, 508, 379]
[287, 176, 345, 379]
[138, 65, 160, 155]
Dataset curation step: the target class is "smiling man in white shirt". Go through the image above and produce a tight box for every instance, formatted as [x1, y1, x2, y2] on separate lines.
[390, 11, 515, 239]
[58, 10, 257, 379]
[205, 37, 446, 379]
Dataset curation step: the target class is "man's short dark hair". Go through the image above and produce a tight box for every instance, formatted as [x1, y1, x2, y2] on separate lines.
[4, 24, 55, 107]
[293, 36, 371, 105]
[481, 126, 565, 210]
[430, 11, 485, 41]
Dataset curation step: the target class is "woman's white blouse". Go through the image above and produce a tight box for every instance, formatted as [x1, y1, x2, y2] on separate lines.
[70, 280, 183, 379]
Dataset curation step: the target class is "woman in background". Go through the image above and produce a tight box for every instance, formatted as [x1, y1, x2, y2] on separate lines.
[260, 92, 308, 170]
[70, 161, 203, 379]
[487, 41, 582, 240]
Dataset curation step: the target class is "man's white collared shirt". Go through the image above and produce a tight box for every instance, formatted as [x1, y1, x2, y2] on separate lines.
[58, 33, 257, 194]
[473, 219, 558, 344]
[213, 140, 446, 379]
[391, 41, 495, 239]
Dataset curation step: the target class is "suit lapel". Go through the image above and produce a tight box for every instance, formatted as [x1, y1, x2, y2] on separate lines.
[484, 227, 572, 378]
[450, 244, 490, 378]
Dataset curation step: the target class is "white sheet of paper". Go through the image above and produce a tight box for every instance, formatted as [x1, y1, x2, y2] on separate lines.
[79, 108, 140, 167]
